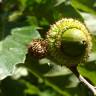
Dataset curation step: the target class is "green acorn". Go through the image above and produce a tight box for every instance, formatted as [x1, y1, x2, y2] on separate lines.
[47, 18, 92, 66]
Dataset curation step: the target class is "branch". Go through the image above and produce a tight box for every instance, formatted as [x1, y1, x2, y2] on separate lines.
[79, 75, 96, 95]
[69, 65, 96, 96]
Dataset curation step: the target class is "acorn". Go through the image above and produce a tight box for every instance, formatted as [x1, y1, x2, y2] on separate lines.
[28, 39, 48, 59]
[47, 18, 92, 66]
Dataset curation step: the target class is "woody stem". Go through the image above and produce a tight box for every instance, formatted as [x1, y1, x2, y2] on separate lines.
[69, 65, 96, 96]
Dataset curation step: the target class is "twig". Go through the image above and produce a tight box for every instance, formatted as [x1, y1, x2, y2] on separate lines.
[68, 65, 96, 96]
[79, 75, 96, 95]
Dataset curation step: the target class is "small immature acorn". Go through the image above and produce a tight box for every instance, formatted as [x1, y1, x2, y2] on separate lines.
[47, 18, 92, 66]
[28, 39, 48, 59]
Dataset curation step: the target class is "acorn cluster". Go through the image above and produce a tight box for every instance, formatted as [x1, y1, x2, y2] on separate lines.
[28, 18, 92, 66]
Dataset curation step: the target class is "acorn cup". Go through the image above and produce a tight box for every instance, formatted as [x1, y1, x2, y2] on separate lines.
[28, 39, 48, 59]
[46, 18, 92, 67]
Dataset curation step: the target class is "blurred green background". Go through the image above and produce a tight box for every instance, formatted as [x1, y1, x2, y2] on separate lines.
[0, 0, 96, 96]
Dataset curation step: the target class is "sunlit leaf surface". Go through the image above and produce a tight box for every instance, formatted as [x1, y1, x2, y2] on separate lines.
[0, 26, 40, 80]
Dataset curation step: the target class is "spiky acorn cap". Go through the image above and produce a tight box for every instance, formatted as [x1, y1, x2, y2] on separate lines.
[47, 18, 92, 66]
[28, 39, 48, 59]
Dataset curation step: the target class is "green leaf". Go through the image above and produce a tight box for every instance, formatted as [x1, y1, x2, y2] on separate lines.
[0, 26, 40, 80]
[18, 0, 28, 10]
[54, 4, 83, 21]
[25, 54, 91, 96]
[78, 62, 96, 85]
[80, 12, 96, 35]
[71, 0, 96, 15]
[39, 58, 71, 77]
[0, 77, 26, 96]
[20, 80, 40, 95]
[54, 0, 68, 6]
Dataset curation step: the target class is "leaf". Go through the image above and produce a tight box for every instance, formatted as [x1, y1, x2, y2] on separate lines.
[20, 80, 40, 95]
[54, 0, 68, 6]
[0, 26, 41, 80]
[1, 77, 26, 96]
[25, 54, 91, 96]
[39, 58, 71, 77]
[80, 12, 96, 35]
[54, 4, 83, 21]
[78, 62, 96, 85]
[71, 0, 96, 15]
[18, 0, 28, 10]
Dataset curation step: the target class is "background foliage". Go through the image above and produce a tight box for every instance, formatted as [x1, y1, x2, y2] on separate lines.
[0, 0, 96, 96]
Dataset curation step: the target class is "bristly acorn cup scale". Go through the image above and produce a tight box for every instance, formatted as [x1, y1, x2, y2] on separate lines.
[28, 18, 92, 67]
